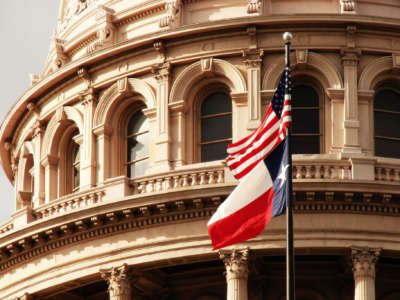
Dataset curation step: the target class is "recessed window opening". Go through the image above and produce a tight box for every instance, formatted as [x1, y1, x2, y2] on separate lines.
[72, 139, 80, 192]
[200, 92, 232, 162]
[291, 84, 321, 154]
[374, 88, 400, 159]
[127, 109, 149, 178]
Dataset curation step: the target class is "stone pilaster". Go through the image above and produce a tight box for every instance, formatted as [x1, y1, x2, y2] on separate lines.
[220, 248, 249, 300]
[79, 68, 97, 190]
[27, 103, 45, 207]
[93, 124, 112, 185]
[351, 247, 381, 300]
[243, 47, 263, 132]
[100, 264, 132, 300]
[31, 122, 45, 206]
[152, 63, 171, 172]
[41, 154, 59, 202]
[341, 25, 361, 153]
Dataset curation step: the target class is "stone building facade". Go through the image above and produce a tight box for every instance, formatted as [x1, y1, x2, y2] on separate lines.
[0, 0, 400, 299]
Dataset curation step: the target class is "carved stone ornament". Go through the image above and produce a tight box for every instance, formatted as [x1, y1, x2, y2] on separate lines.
[159, 0, 182, 28]
[351, 247, 381, 280]
[100, 263, 132, 300]
[247, 0, 262, 14]
[60, 0, 98, 32]
[29, 74, 41, 87]
[51, 36, 69, 70]
[296, 49, 309, 64]
[87, 6, 115, 54]
[340, 0, 356, 13]
[152, 62, 171, 82]
[220, 248, 250, 280]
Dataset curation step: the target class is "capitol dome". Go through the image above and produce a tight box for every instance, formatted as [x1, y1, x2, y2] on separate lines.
[1, 0, 400, 299]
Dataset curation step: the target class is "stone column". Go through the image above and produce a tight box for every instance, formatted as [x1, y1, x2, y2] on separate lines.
[220, 248, 249, 300]
[100, 263, 132, 300]
[351, 247, 381, 300]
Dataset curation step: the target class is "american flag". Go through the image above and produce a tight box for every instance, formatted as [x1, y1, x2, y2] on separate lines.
[226, 67, 292, 180]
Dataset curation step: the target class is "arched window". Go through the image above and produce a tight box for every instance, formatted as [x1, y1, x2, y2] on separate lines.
[291, 84, 321, 154]
[374, 89, 400, 158]
[200, 92, 232, 162]
[127, 109, 149, 177]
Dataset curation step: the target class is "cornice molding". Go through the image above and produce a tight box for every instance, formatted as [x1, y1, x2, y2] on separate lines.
[0, 195, 220, 274]
[0, 188, 400, 274]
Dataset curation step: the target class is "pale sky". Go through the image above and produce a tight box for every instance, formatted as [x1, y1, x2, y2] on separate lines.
[0, 1, 60, 223]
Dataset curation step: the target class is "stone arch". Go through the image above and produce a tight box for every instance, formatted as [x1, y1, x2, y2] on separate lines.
[170, 58, 247, 102]
[262, 51, 343, 90]
[359, 56, 394, 90]
[93, 77, 156, 128]
[41, 106, 83, 160]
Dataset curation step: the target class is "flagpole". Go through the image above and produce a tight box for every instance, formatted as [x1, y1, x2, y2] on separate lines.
[283, 31, 295, 300]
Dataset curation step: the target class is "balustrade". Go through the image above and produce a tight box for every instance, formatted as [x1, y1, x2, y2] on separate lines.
[35, 189, 105, 220]
[375, 165, 400, 182]
[131, 167, 226, 194]
[293, 160, 352, 180]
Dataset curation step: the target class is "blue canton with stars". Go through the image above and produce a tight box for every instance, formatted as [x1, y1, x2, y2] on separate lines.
[264, 137, 289, 218]
[271, 67, 291, 119]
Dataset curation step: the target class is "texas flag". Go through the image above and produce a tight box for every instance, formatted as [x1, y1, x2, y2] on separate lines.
[207, 68, 291, 250]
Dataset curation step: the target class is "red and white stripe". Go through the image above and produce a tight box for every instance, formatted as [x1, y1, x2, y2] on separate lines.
[207, 159, 275, 250]
[226, 94, 291, 180]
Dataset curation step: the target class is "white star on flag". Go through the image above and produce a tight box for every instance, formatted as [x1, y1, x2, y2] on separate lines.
[278, 163, 290, 188]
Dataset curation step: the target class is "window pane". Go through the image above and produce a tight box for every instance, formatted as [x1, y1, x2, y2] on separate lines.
[375, 138, 400, 159]
[292, 109, 319, 134]
[128, 131, 150, 162]
[201, 115, 232, 143]
[201, 92, 232, 116]
[74, 165, 80, 189]
[374, 111, 400, 139]
[128, 110, 148, 135]
[292, 85, 319, 107]
[73, 144, 80, 164]
[291, 136, 320, 154]
[201, 141, 230, 162]
[374, 90, 400, 111]
[128, 158, 149, 178]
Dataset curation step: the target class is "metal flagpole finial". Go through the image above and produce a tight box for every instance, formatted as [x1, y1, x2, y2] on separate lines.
[283, 32, 293, 43]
